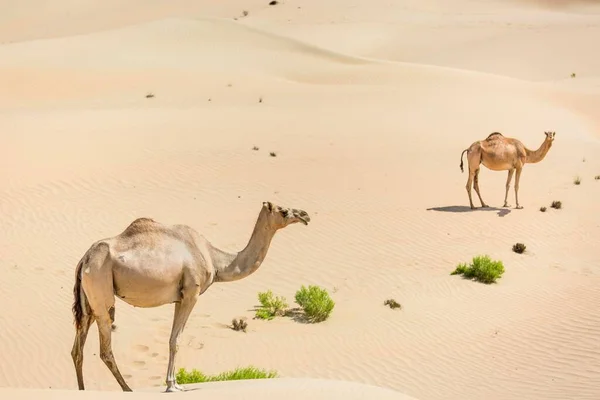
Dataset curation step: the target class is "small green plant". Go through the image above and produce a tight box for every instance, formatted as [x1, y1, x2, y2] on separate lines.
[145, 93, 154, 98]
[231, 318, 248, 332]
[540, 206, 547, 212]
[512, 243, 526, 254]
[255, 290, 288, 320]
[595, 175, 600, 180]
[551, 200, 562, 209]
[571, 72, 576, 78]
[384, 299, 401, 310]
[176, 366, 277, 384]
[269, 0, 279, 5]
[574, 176, 581, 185]
[450, 255, 505, 284]
[269, 151, 277, 157]
[295, 285, 335, 322]
[252, 146, 259, 151]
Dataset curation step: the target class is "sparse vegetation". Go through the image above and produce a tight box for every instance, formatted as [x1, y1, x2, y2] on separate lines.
[512, 243, 526, 254]
[595, 175, 600, 180]
[269, 0, 279, 5]
[574, 176, 581, 185]
[551, 200, 562, 209]
[295, 285, 335, 322]
[571, 72, 576, 78]
[252, 146, 260, 151]
[540, 206, 547, 212]
[145, 93, 154, 98]
[231, 318, 248, 332]
[242, 10, 249, 17]
[269, 151, 277, 157]
[259, 97, 263, 103]
[176, 366, 277, 384]
[384, 299, 401, 310]
[255, 290, 288, 320]
[450, 255, 505, 284]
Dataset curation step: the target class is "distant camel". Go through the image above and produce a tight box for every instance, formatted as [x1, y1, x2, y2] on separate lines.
[459, 131, 555, 209]
[71, 201, 310, 392]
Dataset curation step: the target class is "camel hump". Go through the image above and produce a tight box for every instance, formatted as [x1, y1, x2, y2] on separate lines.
[486, 132, 503, 140]
[122, 217, 159, 236]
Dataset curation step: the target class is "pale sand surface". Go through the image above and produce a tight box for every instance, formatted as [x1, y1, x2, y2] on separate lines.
[1, 1, 600, 400]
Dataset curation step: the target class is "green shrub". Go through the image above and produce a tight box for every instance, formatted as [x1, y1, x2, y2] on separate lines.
[551, 201, 562, 209]
[176, 366, 277, 384]
[450, 255, 505, 284]
[295, 285, 335, 322]
[255, 290, 288, 320]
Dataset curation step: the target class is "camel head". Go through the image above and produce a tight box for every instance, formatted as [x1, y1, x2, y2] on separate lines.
[261, 201, 311, 229]
[544, 131, 556, 142]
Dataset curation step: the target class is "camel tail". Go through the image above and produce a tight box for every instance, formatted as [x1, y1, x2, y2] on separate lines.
[72, 255, 93, 330]
[459, 149, 469, 173]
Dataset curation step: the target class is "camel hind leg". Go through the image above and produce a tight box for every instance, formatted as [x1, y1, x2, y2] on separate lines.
[80, 242, 132, 392]
[71, 313, 94, 390]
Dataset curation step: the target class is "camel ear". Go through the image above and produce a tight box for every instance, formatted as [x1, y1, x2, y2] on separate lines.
[262, 201, 274, 212]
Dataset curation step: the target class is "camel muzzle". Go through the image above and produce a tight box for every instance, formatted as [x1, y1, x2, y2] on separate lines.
[294, 210, 310, 225]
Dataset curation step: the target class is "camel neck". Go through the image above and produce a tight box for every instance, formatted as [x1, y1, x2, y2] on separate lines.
[212, 209, 277, 283]
[526, 139, 552, 164]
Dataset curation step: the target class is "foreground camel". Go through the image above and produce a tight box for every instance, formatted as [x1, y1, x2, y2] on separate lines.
[459, 131, 555, 209]
[71, 201, 310, 392]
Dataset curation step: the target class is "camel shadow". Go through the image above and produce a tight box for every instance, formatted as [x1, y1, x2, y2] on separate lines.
[427, 205, 511, 217]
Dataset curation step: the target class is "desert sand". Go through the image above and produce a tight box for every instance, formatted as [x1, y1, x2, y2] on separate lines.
[1, 1, 600, 399]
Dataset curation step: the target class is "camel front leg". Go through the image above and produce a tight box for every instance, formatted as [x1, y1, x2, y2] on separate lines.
[71, 314, 94, 390]
[473, 169, 489, 208]
[97, 315, 132, 392]
[165, 294, 199, 392]
[514, 167, 523, 209]
[503, 169, 515, 207]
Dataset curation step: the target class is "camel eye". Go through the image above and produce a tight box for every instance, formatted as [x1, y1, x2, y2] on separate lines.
[280, 209, 289, 217]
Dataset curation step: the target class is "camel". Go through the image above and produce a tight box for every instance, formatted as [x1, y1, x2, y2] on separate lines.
[459, 131, 555, 209]
[71, 201, 310, 392]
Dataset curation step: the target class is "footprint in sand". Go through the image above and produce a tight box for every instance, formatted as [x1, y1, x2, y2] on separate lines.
[133, 344, 149, 353]
[123, 374, 132, 379]
[151, 352, 159, 358]
[149, 376, 162, 381]
[133, 361, 146, 367]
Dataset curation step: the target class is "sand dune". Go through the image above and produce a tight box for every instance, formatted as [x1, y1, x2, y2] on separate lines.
[1, 1, 599, 400]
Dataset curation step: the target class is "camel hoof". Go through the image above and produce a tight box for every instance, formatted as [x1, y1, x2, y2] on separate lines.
[165, 383, 184, 393]
[516, 205, 523, 210]
[481, 204, 489, 208]
[503, 204, 511, 208]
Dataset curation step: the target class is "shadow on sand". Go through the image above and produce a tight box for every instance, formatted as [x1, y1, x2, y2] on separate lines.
[427, 205, 511, 217]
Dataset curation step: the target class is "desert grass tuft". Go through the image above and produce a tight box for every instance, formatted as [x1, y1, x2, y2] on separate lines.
[451, 255, 505, 284]
[295, 285, 335, 322]
[551, 200, 562, 209]
[574, 176, 581, 185]
[255, 290, 288, 320]
[231, 318, 248, 332]
[176, 366, 277, 384]
[512, 243, 526, 254]
[540, 206, 547, 212]
[384, 299, 401, 310]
